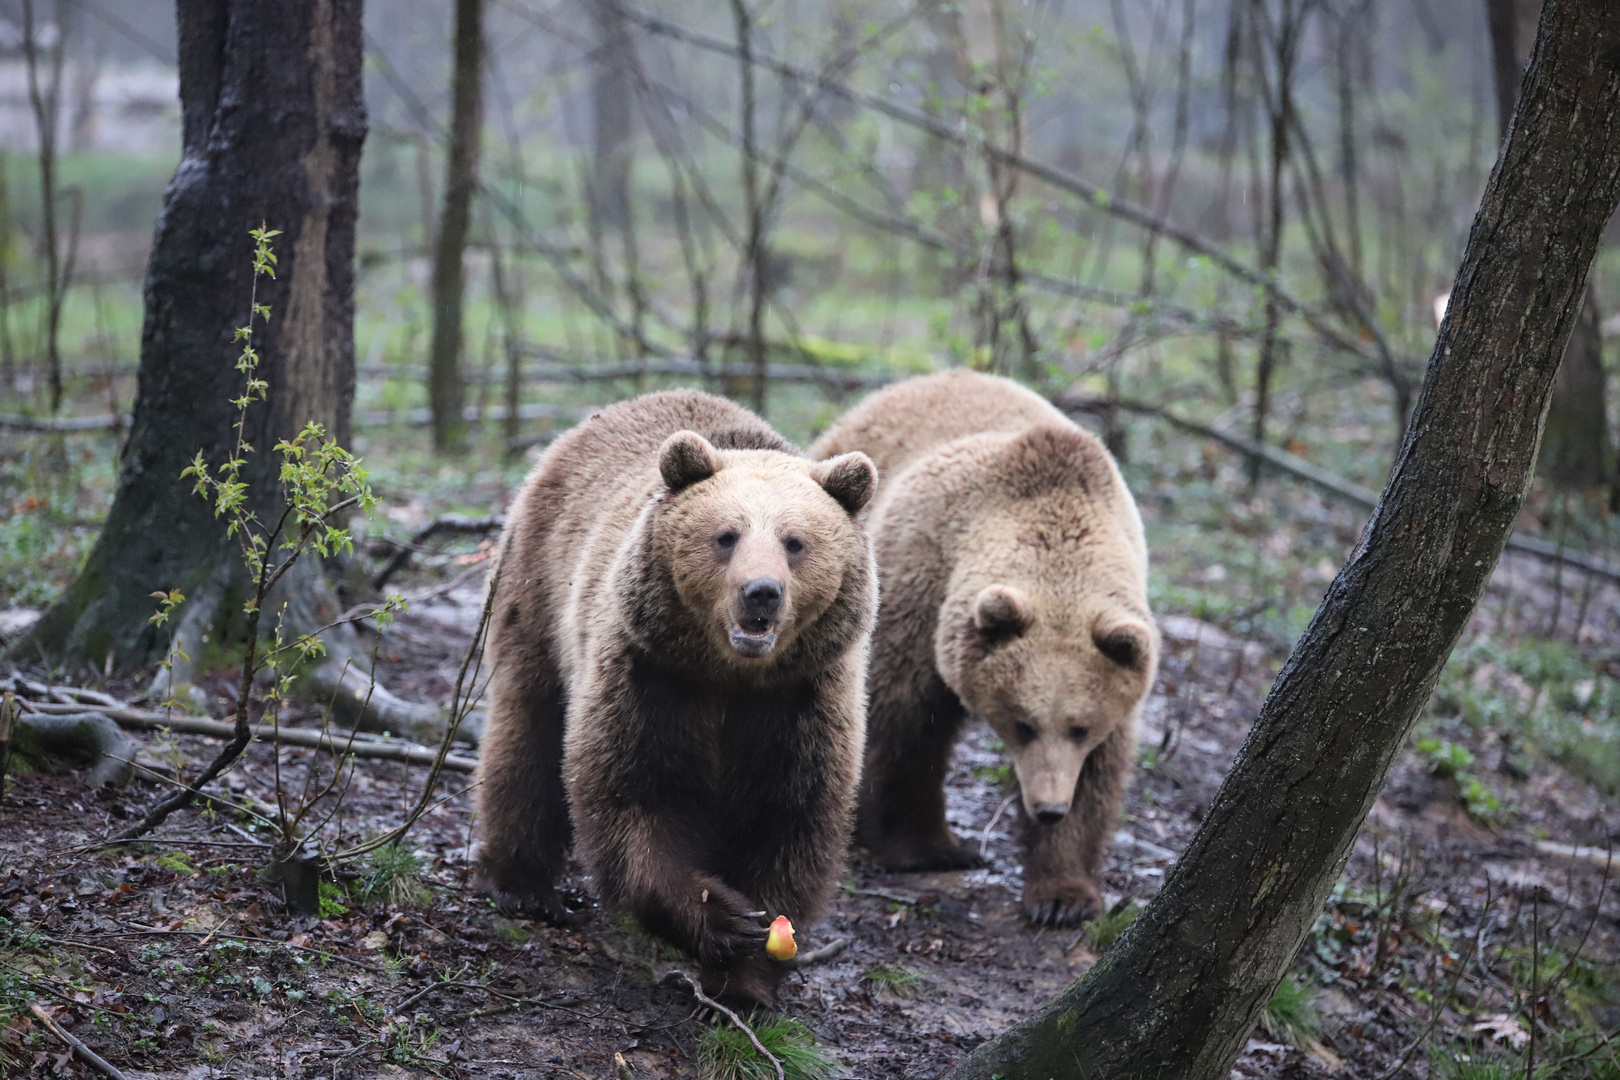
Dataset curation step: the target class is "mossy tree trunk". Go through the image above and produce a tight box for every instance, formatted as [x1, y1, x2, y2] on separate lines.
[945, 2, 1620, 1077]
[1489, 0, 1610, 493]
[15, 0, 365, 677]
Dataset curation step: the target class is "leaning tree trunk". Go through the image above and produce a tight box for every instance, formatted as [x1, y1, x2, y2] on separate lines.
[947, 2, 1620, 1077]
[1489, 0, 1610, 493]
[15, 0, 364, 678]
[427, 0, 484, 455]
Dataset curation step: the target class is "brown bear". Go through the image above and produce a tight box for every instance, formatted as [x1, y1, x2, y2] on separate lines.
[476, 389, 878, 1008]
[810, 370, 1157, 927]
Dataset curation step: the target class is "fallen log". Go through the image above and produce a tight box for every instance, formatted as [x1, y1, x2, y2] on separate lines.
[15, 699, 477, 773]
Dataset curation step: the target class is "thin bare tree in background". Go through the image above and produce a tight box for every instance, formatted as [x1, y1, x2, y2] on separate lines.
[729, 0, 769, 413]
[21, 0, 70, 414]
[1488, 0, 1611, 496]
[428, 0, 485, 454]
[587, 0, 635, 233]
[0, 148, 14, 391]
[1241, 0, 1309, 481]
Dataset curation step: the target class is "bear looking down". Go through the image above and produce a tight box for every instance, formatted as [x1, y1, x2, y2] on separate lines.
[810, 370, 1158, 927]
[476, 390, 878, 1008]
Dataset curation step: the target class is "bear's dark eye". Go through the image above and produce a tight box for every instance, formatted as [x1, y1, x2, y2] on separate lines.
[1012, 721, 1037, 745]
[715, 530, 739, 553]
[783, 536, 805, 556]
[1068, 726, 1090, 744]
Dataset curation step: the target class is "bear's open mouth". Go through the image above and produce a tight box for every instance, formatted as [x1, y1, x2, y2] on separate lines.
[729, 618, 778, 657]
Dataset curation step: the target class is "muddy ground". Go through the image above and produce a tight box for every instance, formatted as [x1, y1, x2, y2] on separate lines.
[4, 537, 1620, 1079]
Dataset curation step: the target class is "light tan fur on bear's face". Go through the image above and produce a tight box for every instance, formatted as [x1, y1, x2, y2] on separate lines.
[931, 482, 1156, 826]
[944, 578, 1155, 823]
[652, 432, 875, 669]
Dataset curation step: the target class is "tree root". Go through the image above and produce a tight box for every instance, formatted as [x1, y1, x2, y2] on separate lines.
[10, 711, 135, 788]
[304, 658, 484, 746]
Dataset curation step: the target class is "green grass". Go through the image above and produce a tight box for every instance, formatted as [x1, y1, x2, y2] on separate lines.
[356, 845, 430, 907]
[1260, 974, 1321, 1050]
[697, 1017, 838, 1080]
[1428, 1055, 1519, 1080]
[1084, 902, 1141, 952]
[863, 964, 921, 1000]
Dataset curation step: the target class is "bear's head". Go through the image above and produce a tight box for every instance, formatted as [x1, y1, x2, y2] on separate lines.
[650, 430, 877, 672]
[940, 582, 1157, 823]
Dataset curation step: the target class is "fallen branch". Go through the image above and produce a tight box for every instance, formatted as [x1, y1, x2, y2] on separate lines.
[1056, 393, 1620, 586]
[660, 970, 784, 1080]
[15, 699, 476, 773]
[30, 1004, 132, 1080]
[1534, 840, 1620, 868]
[373, 512, 505, 590]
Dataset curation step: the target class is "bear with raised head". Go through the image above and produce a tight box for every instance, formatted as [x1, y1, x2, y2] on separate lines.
[477, 390, 878, 1008]
[810, 370, 1157, 927]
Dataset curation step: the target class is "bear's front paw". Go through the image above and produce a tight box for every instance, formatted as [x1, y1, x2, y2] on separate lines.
[690, 879, 770, 968]
[1021, 877, 1102, 927]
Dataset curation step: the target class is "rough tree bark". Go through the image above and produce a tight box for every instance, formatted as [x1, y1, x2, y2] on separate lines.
[15, 0, 365, 676]
[1489, 0, 1610, 492]
[945, 1, 1620, 1077]
[427, 0, 484, 455]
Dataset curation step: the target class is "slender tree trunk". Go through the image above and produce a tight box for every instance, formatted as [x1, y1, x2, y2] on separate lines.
[1489, 0, 1610, 492]
[729, 0, 768, 415]
[948, 2, 1620, 1076]
[21, 0, 67, 414]
[15, 0, 366, 674]
[586, 0, 634, 232]
[427, 0, 484, 454]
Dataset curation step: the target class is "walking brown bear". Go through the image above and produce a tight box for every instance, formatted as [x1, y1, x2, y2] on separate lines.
[811, 370, 1158, 927]
[476, 390, 879, 1008]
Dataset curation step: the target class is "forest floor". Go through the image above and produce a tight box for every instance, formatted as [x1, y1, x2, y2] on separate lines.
[6, 431, 1620, 1079]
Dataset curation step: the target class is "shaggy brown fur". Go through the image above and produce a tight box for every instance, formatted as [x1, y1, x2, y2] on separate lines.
[811, 370, 1157, 927]
[477, 390, 878, 1007]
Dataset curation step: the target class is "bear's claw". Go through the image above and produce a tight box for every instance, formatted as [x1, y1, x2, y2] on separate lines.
[1020, 878, 1102, 927]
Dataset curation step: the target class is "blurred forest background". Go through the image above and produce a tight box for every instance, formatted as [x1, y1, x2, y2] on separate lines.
[6, 0, 1620, 1077]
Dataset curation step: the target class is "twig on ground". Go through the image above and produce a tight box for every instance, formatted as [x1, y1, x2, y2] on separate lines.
[981, 793, 1017, 859]
[784, 936, 848, 969]
[372, 513, 505, 589]
[845, 885, 917, 905]
[660, 970, 783, 1080]
[30, 1004, 131, 1080]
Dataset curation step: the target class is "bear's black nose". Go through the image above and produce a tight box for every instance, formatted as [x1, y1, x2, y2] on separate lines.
[1033, 803, 1069, 826]
[740, 578, 784, 620]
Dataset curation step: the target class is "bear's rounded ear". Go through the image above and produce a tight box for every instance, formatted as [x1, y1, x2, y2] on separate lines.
[973, 584, 1032, 639]
[813, 452, 877, 515]
[1093, 616, 1153, 671]
[659, 431, 722, 493]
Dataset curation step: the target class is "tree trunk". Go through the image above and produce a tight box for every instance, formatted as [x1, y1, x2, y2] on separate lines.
[586, 0, 634, 232]
[945, 2, 1620, 1077]
[1488, 0, 1611, 492]
[14, 0, 365, 676]
[427, 0, 484, 455]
